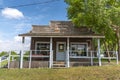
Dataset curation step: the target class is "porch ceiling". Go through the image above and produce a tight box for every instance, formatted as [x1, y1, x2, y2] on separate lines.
[19, 33, 105, 38]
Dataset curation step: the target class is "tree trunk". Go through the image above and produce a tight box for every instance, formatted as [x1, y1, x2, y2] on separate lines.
[116, 28, 120, 61]
[118, 39, 120, 61]
[104, 41, 111, 62]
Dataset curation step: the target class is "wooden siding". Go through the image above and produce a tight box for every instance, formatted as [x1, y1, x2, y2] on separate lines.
[31, 37, 92, 61]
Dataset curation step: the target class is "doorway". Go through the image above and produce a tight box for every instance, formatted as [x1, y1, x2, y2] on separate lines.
[56, 42, 66, 61]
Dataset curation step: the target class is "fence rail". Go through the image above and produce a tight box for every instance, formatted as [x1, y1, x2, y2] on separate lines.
[0, 50, 119, 69]
[0, 56, 8, 68]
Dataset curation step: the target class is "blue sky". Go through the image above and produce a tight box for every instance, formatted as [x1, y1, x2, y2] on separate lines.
[0, 0, 68, 51]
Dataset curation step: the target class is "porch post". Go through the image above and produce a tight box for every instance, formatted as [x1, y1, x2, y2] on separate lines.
[90, 51, 93, 66]
[49, 37, 53, 68]
[116, 51, 119, 65]
[97, 38, 101, 66]
[8, 51, 11, 69]
[29, 50, 32, 69]
[67, 37, 70, 67]
[20, 37, 25, 69]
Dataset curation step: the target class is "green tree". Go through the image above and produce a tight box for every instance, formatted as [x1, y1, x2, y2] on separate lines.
[108, 0, 120, 60]
[23, 51, 30, 61]
[24, 51, 30, 55]
[0, 51, 8, 57]
[11, 51, 17, 55]
[65, 0, 120, 60]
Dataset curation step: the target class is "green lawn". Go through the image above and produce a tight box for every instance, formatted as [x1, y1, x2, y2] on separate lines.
[0, 65, 120, 80]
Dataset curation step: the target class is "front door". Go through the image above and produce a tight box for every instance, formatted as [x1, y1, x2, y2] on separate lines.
[56, 42, 66, 61]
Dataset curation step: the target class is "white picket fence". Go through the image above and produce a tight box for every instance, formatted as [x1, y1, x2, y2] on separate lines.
[0, 50, 119, 69]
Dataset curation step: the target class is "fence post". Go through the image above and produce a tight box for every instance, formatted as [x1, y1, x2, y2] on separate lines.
[116, 51, 119, 65]
[90, 51, 93, 66]
[29, 50, 32, 69]
[8, 51, 11, 69]
[51, 50, 53, 68]
[0, 57, 1, 68]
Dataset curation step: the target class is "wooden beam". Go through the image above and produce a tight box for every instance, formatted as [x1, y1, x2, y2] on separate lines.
[20, 40, 25, 69]
[98, 39, 101, 66]
[20, 50, 23, 69]
[29, 50, 32, 69]
[90, 51, 93, 66]
[67, 37, 70, 67]
[49, 37, 53, 68]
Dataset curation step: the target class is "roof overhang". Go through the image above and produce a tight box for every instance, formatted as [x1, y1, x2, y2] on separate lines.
[19, 33, 105, 38]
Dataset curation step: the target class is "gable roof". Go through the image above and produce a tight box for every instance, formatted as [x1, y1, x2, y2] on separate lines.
[19, 21, 105, 38]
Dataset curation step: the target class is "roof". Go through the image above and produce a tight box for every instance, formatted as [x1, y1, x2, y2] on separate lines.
[19, 21, 105, 38]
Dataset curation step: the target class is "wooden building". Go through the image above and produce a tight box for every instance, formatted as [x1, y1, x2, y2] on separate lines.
[19, 21, 105, 68]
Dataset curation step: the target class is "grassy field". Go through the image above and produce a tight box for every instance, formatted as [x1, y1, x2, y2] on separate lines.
[0, 65, 120, 80]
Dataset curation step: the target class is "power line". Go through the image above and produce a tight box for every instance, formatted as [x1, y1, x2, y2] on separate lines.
[0, 0, 61, 9]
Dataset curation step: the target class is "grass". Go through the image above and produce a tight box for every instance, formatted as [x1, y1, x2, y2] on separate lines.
[0, 65, 120, 80]
[1, 60, 8, 67]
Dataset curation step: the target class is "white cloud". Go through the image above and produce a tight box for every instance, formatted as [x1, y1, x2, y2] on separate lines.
[0, 36, 30, 52]
[14, 36, 22, 42]
[1, 8, 24, 19]
[0, 40, 2, 43]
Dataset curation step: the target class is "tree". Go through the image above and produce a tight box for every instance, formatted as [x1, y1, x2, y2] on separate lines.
[0, 51, 8, 57]
[11, 51, 17, 55]
[108, 0, 120, 60]
[23, 51, 30, 61]
[65, 0, 120, 60]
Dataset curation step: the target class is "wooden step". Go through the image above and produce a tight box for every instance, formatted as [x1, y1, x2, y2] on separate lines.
[52, 61, 66, 68]
[53, 61, 65, 64]
[53, 64, 66, 67]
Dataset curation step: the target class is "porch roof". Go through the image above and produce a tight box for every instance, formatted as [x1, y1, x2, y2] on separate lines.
[19, 32, 105, 38]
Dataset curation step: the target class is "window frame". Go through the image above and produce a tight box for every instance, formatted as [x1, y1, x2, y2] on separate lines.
[70, 42, 88, 57]
[35, 42, 50, 55]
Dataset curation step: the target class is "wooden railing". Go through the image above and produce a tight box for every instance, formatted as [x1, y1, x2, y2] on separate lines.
[0, 50, 118, 69]
[69, 51, 118, 66]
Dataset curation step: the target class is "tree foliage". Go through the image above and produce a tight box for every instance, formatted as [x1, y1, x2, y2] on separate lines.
[65, 0, 120, 47]
[0, 51, 8, 57]
[11, 51, 17, 55]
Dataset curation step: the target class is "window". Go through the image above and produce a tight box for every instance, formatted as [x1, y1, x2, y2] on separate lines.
[35, 42, 50, 55]
[70, 43, 88, 56]
[58, 44, 65, 52]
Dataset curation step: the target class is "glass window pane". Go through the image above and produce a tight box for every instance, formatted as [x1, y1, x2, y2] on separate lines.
[70, 43, 87, 56]
[58, 44, 64, 52]
[36, 43, 50, 55]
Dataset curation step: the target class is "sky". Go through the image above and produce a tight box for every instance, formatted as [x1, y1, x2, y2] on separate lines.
[0, 0, 68, 51]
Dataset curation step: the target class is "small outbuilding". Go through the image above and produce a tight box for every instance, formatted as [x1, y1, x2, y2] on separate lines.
[19, 21, 105, 68]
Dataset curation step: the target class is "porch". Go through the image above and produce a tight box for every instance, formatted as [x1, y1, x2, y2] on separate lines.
[5, 50, 118, 68]
[6, 36, 115, 68]
[17, 21, 118, 68]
